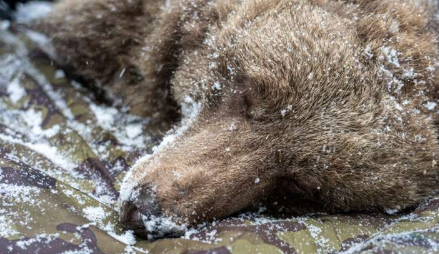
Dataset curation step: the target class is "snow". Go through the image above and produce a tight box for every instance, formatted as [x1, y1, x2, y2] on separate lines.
[364, 45, 373, 59]
[424, 102, 437, 111]
[384, 207, 401, 215]
[119, 68, 126, 78]
[90, 104, 118, 130]
[43, 124, 61, 138]
[107, 231, 137, 246]
[212, 81, 222, 90]
[7, 76, 25, 104]
[280, 109, 287, 117]
[82, 206, 140, 247]
[389, 20, 400, 33]
[15, 233, 61, 250]
[172, 170, 181, 178]
[55, 70, 65, 79]
[229, 122, 236, 131]
[280, 105, 292, 117]
[0, 183, 41, 207]
[24, 30, 50, 46]
[23, 109, 44, 134]
[24, 59, 76, 121]
[14, 1, 53, 24]
[82, 206, 109, 225]
[88, 102, 150, 150]
[165, 0, 173, 8]
[125, 124, 143, 139]
[141, 214, 187, 240]
[0, 27, 148, 230]
[380, 47, 400, 68]
[0, 213, 19, 238]
[0, 20, 10, 31]
[341, 226, 439, 254]
[0, 133, 78, 171]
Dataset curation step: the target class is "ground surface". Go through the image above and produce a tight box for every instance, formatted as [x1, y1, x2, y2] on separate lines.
[1, 21, 439, 254]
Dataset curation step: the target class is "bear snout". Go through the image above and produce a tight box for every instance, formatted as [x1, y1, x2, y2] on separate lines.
[119, 201, 150, 238]
[119, 185, 163, 238]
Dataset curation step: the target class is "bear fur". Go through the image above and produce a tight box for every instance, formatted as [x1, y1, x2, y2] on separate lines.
[37, 0, 439, 238]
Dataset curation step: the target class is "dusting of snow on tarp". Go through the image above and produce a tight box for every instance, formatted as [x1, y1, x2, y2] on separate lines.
[0, 23, 158, 253]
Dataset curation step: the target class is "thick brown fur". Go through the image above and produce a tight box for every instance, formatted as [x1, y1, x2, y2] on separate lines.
[38, 0, 439, 238]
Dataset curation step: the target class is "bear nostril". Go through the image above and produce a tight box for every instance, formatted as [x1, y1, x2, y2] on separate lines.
[119, 201, 143, 226]
[119, 201, 150, 238]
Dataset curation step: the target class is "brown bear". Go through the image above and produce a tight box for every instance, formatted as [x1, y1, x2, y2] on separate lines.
[37, 0, 439, 239]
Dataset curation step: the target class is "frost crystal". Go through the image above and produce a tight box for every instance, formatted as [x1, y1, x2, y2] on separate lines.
[424, 102, 437, 111]
[212, 81, 222, 90]
[7, 76, 25, 104]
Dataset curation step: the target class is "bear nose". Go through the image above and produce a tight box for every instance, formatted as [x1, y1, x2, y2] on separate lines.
[119, 186, 162, 238]
[119, 201, 150, 238]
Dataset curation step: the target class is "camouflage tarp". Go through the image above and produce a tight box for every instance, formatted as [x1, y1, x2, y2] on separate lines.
[1, 22, 439, 254]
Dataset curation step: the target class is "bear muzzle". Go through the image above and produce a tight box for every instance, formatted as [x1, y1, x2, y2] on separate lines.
[118, 185, 163, 238]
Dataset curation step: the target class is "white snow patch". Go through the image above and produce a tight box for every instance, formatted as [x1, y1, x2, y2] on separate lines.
[55, 70, 65, 79]
[151, 96, 201, 154]
[88, 102, 149, 149]
[364, 45, 373, 58]
[43, 124, 61, 138]
[165, 0, 173, 8]
[340, 227, 439, 254]
[119, 68, 126, 78]
[0, 133, 77, 171]
[229, 122, 236, 131]
[141, 214, 187, 240]
[82, 206, 109, 225]
[389, 20, 399, 33]
[281, 104, 292, 117]
[172, 170, 181, 178]
[22, 109, 44, 135]
[107, 230, 137, 246]
[14, 1, 53, 24]
[7, 76, 26, 104]
[0, 213, 19, 238]
[90, 104, 117, 130]
[24, 30, 50, 46]
[0, 20, 10, 31]
[0, 184, 41, 205]
[380, 47, 400, 68]
[15, 233, 60, 251]
[125, 124, 143, 139]
[280, 109, 287, 117]
[384, 207, 401, 215]
[212, 81, 222, 90]
[424, 102, 437, 111]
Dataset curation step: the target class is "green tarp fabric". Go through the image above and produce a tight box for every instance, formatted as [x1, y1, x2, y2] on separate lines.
[1, 23, 439, 254]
